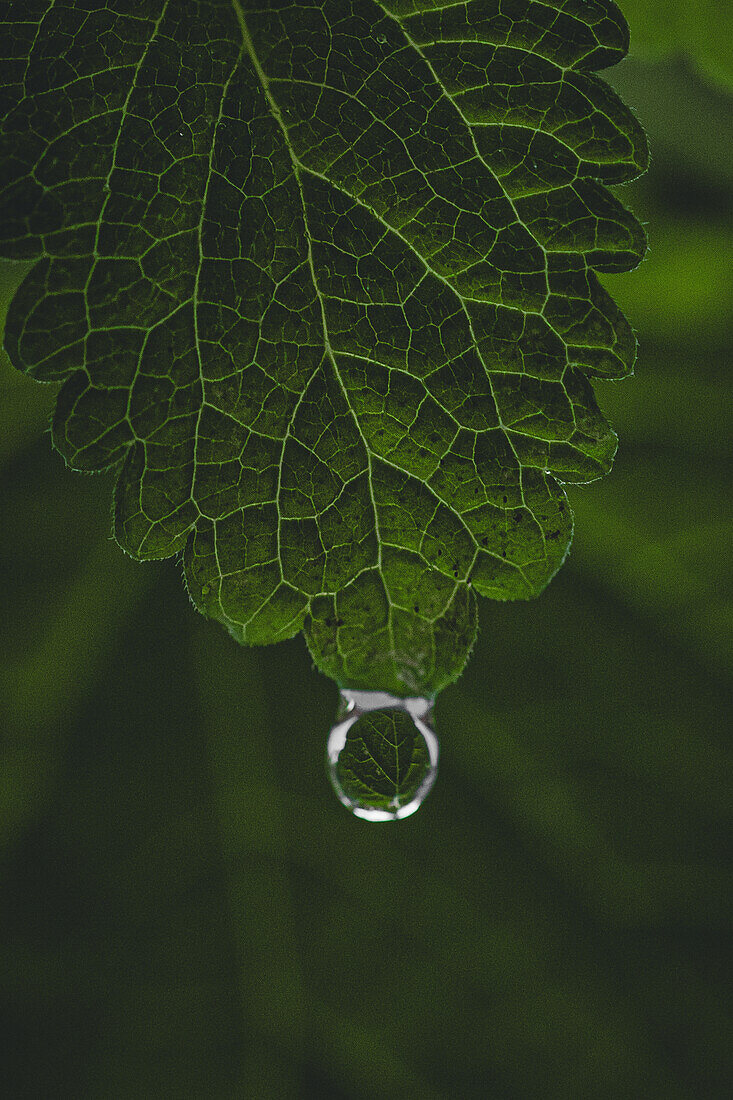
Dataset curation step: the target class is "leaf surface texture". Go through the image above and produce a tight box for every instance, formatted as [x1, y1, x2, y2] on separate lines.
[0, 0, 646, 693]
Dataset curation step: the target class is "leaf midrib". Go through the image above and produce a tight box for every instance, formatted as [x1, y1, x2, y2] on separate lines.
[230, 1, 393, 652]
[230, 1, 538, 609]
[233, 0, 454, 654]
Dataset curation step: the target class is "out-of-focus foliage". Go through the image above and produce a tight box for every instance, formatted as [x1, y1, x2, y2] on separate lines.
[1, 27, 732, 1100]
[623, 0, 733, 88]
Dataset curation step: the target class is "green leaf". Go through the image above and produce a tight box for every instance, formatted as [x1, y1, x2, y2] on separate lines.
[0, 0, 647, 696]
[0, 259, 51, 467]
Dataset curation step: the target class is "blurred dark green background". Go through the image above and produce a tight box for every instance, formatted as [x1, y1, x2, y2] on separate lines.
[1, 7, 732, 1097]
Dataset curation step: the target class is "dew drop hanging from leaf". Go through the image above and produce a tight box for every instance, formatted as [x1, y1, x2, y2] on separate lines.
[327, 692, 438, 821]
[0, 1, 647, 820]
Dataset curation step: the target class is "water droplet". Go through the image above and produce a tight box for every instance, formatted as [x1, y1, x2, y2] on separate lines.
[326, 690, 438, 821]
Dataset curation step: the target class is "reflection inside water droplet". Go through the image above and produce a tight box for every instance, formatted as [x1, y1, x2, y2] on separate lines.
[326, 690, 438, 822]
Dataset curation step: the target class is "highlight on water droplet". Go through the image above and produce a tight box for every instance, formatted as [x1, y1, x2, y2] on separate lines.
[326, 690, 438, 822]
